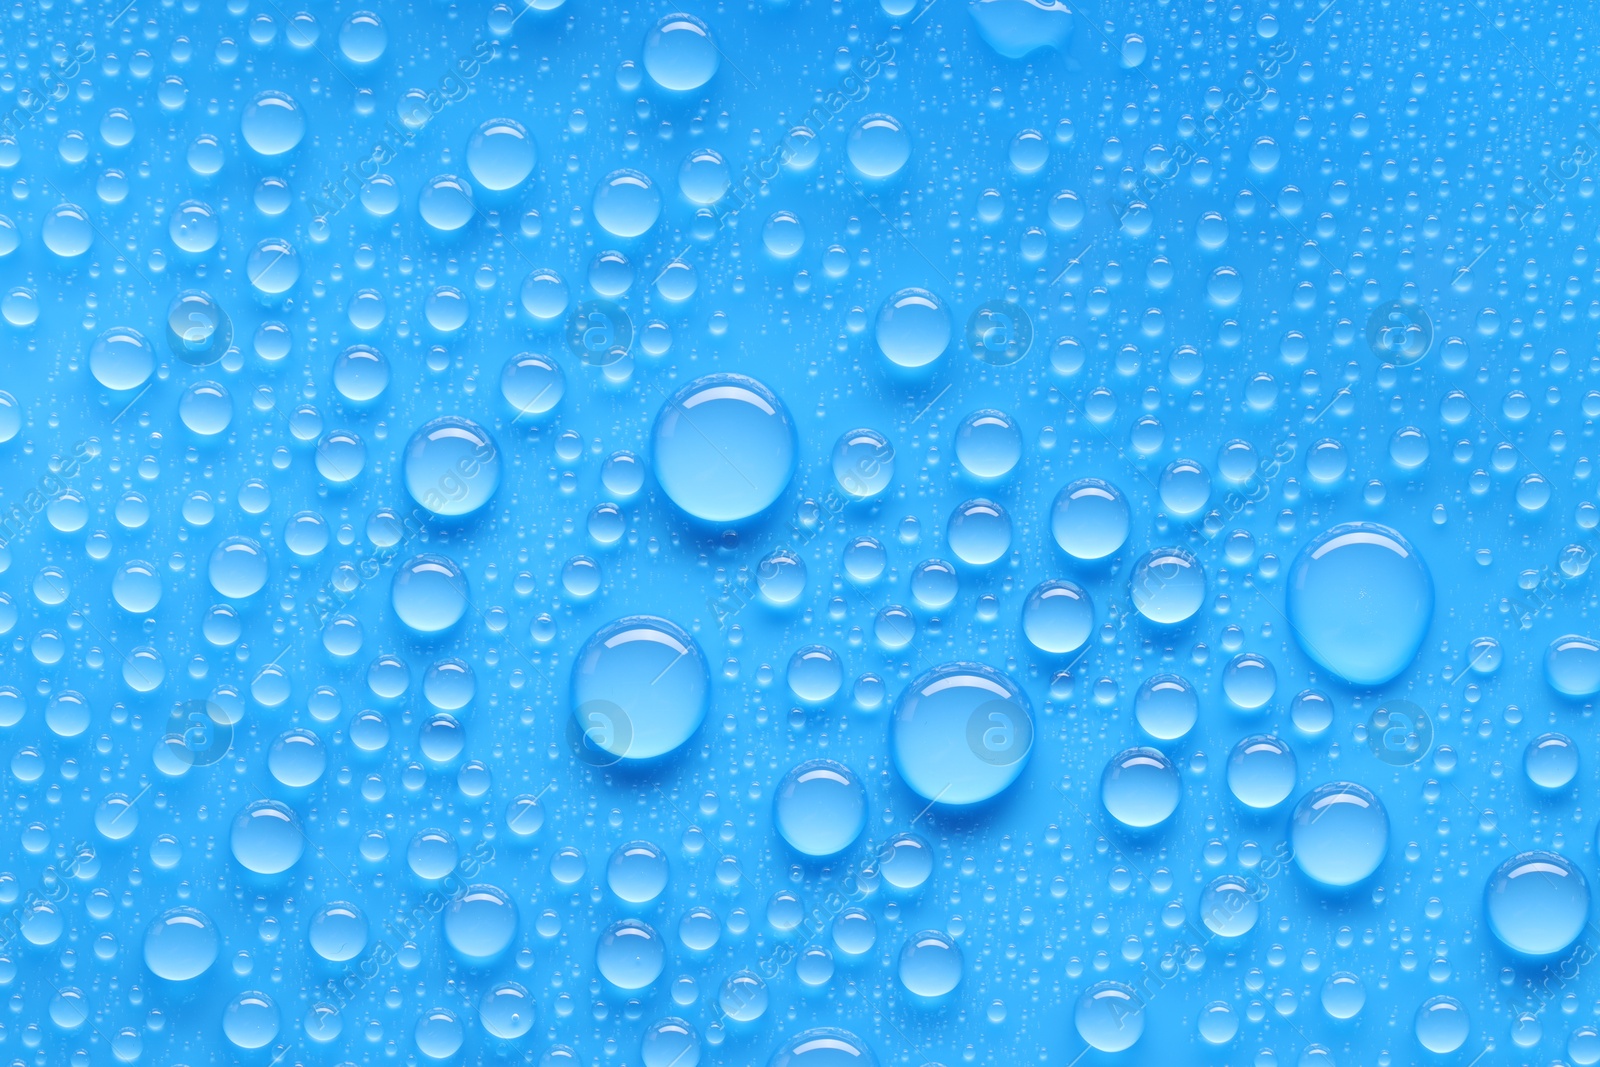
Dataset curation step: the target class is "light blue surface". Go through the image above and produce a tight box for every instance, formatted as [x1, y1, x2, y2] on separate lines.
[0, 1, 1596, 1065]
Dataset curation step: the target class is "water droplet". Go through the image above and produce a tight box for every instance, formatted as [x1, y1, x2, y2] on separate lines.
[1286, 522, 1433, 686]
[892, 663, 1033, 806]
[774, 759, 866, 857]
[1290, 782, 1388, 888]
[652, 374, 796, 523]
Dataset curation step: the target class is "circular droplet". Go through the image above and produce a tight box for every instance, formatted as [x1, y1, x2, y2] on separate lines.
[608, 841, 669, 904]
[594, 169, 662, 238]
[230, 800, 304, 874]
[1547, 635, 1600, 697]
[223, 992, 280, 1050]
[1051, 479, 1129, 560]
[832, 429, 894, 498]
[774, 759, 866, 857]
[241, 91, 305, 155]
[898, 931, 962, 997]
[1200, 875, 1259, 937]
[208, 537, 268, 599]
[1286, 522, 1433, 687]
[1485, 851, 1590, 957]
[443, 884, 517, 960]
[1101, 747, 1180, 829]
[1526, 733, 1579, 790]
[89, 327, 154, 391]
[643, 13, 719, 91]
[848, 114, 910, 178]
[1129, 547, 1206, 625]
[787, 646, 843, 704]
[597, 919, 664, 989]
[947, 498, 1011, 566]
[652, 374, 796, 523]
[480, 983, 535, 1040]
[143, 907, 218, 981]
[891, 662, 1033, 806]
[1225, 735, 1296, 809]
[1075, 981, 1143, 1053]
[1134, 674, 1197, 741]
[875, 288, 950, 369]
[468, 118, 536, 191]
[1414, 996, 1470, 1054]
[571, 616, 707, 762]
[1021, 580, 1093, 655]
[309, 902, 368, 962]
[1290, 782, 1388, 888]
[392, 554, 470, 634]
[1222, 653, 1276, 710]
[405, 417, 501, 518]
[954, 409, 1022, 479]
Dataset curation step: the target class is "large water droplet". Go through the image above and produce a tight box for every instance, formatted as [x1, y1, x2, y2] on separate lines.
[1074, 981, 1143, 1052]
[642, 13, 719, 91]
[891, 663, 1033, 806]
[652, 374, 796, 523]
[1290, 782, 1388, 888]
[241, 90, 305, 155]
[143, 907, 218, 980]
[404, 417, 501, 518]
[875, 288, 950, 369]
[1546, 635, 1600, 697]
[1101, 747, 1180, 829]
[1051, 478, 1129, 560]
[1286, 522, 1433, 687]
[1485, 851, 1589, 957]
[444, 884, 518, 960]
[1021, 580, 1093, 655]
[88, 327, 154, 391]
[1129, 547, 1206, 625]
[229, 800, 304, 874]
[571, 616, 708, 762]
[769, 1029, 877, 1067]
[392, 554, 470, 634]
[597, 919, 665, 989]
[774, 759, 866, 857]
